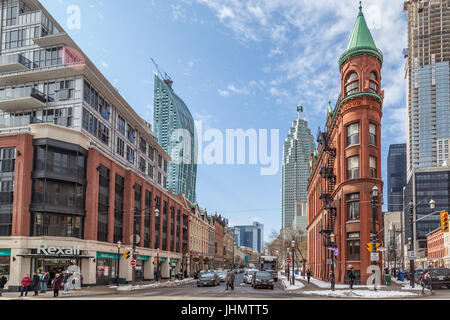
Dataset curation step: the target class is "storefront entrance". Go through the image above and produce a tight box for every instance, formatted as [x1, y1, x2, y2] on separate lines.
[0, 249, 11, 280]
[32, 257, 82, 285]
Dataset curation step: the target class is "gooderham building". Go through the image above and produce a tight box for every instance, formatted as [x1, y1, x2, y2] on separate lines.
[0, 0, 190, 291]
[307, 4, 384, 285]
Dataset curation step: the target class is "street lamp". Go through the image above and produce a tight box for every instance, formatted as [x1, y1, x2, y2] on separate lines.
[371, 185, 379, 291]
[132, 206, 159, 286]
[408, 198, 437, 288]
[330, 233, 335, 291]
[116, 241, 121, 286]
[291, 240, 295, 286]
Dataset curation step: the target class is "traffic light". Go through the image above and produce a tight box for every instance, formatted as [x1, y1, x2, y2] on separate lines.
[441, 212, 449, 233]
[124, 250, 131, 259]
[366, 243, 381, 252]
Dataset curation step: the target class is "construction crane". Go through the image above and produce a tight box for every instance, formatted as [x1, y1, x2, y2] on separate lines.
[151, 58, 172, 82]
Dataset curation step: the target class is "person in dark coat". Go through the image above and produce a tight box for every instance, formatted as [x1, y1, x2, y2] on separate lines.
[52, 274, 63, 297]
[0, 273, 7, 297]
[40, 271, 50, 293]
[347, 266, 356, 289]
[306, 269, 312, 284]
[20, 274, 31, 297]
[226, 270, 235, 290]
[31, 272, 40, 296]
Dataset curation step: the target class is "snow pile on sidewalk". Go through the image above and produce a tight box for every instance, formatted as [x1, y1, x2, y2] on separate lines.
[110, 278, 195, 291]
[307, 277, 385, 289]
[302, 289, 417, 298]
[281, 278, 305, 291]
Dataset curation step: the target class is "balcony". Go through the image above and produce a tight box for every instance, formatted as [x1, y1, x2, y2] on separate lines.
[33, 32, 71, 48]
[0, 115, 42, 130]
[0, 54, 31, 73]
[0, 87, 46, 112]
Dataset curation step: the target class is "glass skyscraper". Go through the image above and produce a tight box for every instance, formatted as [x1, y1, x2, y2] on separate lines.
[404, 0, 450, 173]
[387, 144, 407, 212]
[153, 74, 197, 202]
[281, 106, 315, 229]
[231, 222, 264, 253]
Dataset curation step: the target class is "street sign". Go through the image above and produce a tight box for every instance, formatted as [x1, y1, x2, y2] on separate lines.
[286, 258, 292, 264]
[334, 248, 339, 257]
[131, 260, 136, 267]
[378, 247, 387, 252]
[408, 251, 416, 259]
[370, 253, 379, 262]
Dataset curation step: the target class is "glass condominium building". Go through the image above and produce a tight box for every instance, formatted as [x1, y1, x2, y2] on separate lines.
[281, 106, 315, 229]
[404, 0, 450, 174]
[153, 74, 197, 203]
[387, 144, 407, 212]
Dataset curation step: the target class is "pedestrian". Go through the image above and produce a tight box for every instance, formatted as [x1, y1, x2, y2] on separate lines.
[0, 273, 7, 297]
[348, 266, 356, 290]
[306, 269, 312, 284]
[19, 274, 31, 297]
[226, 269, 235, 291]
[421, 270, 433, 295]
[31, 272, 40, 296]
[40, 271, 49, 293]
[52, 274, 63, 297]
[62, 271, 72, 294]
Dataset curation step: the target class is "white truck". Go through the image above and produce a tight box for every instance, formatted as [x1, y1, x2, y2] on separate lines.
[260, 256, 278, 281]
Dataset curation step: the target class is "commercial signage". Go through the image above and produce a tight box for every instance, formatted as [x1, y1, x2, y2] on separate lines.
[370, 253, 379, 262]
[96, 252, 119, 259]
[38, 244, 80, 256]
[137, 255, 150, 261]
[0, 249, 11, 256]
[408, 251, 416, 259]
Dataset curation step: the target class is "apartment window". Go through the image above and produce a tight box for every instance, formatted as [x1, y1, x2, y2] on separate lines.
[158, 155, 162, 168]
[369, 156, 377, 178]
[114, 174, 124, 243]
[82, 108, 109, 145]
[116, 137, 125, 157]
[369, 123, 377, 146]
[148, 147, 155, 161]
[140, 138, 147, 154]
[56, 80, 75, 100]
[158, 172, 162, 185]
[369, 72, 378, 94]
[117, 115, 125, 135]
[346, 194, 360, 221]
[345, 72, 359, 96]
[97, 165, 110, 242]
[148, 165, 154, 179]
[5, 5, 18, 26]
[347, 233, 360, 261]
[127, 125, 136, 144]
[347, 123, 359, 146]
[347, 156, 359, 179]
[126, 146, 135, 164]
[83, 80, 110, 121]
[33, 47, 63, 68]
[139, 157, 146, 173]
[163, 160, 168, 173]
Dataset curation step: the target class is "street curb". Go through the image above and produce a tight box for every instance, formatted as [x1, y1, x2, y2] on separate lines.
[115, 279, 196, 292]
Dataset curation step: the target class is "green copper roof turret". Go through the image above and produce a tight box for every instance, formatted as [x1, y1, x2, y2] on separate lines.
[339, 2, 383, 68]
[297, 105, 303, 113]
[327, 101, 334, 118]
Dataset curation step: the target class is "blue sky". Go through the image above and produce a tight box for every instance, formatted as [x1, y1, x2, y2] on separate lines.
[42, 0, 408, 242]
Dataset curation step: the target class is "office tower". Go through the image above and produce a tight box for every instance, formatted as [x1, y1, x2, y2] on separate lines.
[281, 106, 315, 229]
[387, 144, 407, 212]
[231, 222, 264, 253]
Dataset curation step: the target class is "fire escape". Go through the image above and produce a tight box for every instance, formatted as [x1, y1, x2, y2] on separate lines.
[317, 129, 337, 279]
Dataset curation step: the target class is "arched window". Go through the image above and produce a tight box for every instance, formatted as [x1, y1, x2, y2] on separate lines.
[345, 72, 359, 96]
[369, 72, 378, 93]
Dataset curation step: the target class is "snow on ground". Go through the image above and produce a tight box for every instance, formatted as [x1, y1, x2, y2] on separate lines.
[110, 278, 195, 291]
[281, 278, 305, 291]
[307, 277, 386, 289]
[301, 289, 418, 298]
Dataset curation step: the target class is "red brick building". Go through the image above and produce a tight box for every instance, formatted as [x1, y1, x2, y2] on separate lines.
[427, 228, 445, 268]
[307, 5, 384, 285]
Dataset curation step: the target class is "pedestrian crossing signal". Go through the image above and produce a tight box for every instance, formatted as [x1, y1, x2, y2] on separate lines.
[125, 250, 131, 259]
[441, 212, 449, 233]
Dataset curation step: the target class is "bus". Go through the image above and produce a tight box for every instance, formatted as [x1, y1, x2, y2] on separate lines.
[260, 256, 278, 281]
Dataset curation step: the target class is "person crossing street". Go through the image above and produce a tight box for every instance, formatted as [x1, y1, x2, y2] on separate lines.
[226, 270, 235, 291]
[348, 266, 356, 290]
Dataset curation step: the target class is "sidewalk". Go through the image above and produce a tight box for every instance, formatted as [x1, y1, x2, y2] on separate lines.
[0, 278, 196, 300]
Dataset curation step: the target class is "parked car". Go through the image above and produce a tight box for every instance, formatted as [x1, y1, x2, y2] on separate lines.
[415, 268, 450, 289]
[252, 271, 275, 289]
[197, 272, 220, 287]
[243, 269, 258, 284]
[216, 270, 227, 282]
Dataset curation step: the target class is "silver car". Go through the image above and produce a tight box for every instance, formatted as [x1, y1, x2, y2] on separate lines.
[244, 269, 258, 284]
[217, 270, 227, 282]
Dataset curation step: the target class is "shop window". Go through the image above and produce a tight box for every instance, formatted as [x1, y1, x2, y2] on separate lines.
[96, 258, 117, 284]
[347, 233, 360, 261]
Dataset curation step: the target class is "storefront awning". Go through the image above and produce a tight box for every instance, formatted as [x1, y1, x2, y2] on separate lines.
[0, 249, 11, 256]
[17, 254, 94, 259]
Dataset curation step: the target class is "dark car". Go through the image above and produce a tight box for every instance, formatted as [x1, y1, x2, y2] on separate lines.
[252, 271, 275, 289]
[197, 272, 220, 287]
[416, 268, 450, 289]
